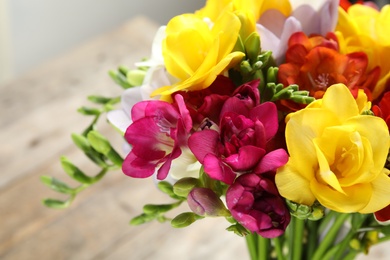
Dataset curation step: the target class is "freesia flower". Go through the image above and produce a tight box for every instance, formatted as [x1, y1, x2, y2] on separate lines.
[339, 0, 378, 11]
[257, 0, 339, 64]
[226, 173, 291, 238]
[176, 75, 236, 126]
[373, 91, 390, 130]
[276, 84, 390, 213]
[122, 94, 192, 180]
[278, 32, 380, 104]
[336, 4, 390, 100]
[189, 81, 288, 184]
[375, 204, 390, 225]
[107, 26, 175, 134]
[151, 11, 245, 99]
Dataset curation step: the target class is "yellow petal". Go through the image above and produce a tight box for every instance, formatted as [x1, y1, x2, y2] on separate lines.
[275, 162, 316, 206]
[313, 139, 345, 194]
[336, 6, 359, 38]
[285, 108, 339, 180]
[322, 84, 359, 121]
[344, 116, 390, 174]
[359, 169, 390, 213]
[258, 0, 291, 18]
[310, 179, 372, 213]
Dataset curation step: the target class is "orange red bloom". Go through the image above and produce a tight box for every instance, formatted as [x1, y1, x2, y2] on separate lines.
[278, 32, 380, 108]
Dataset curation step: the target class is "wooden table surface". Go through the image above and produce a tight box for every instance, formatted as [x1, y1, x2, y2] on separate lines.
[0, 16, 388, 260]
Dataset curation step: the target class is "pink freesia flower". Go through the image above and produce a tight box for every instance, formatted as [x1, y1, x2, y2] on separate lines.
[226, 173, 291, 238]
[189, 82, 288, 184]
[122, 94, 192, 180]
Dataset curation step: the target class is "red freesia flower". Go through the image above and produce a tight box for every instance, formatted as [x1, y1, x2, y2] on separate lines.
[278, 32, 380, 110]
[122, 94, 192, 180]
[339, 0, 363, 11]
[226, 173, 291, 238]
[373, 91, 390, 130]
[375, 204, 390, 224]
[339, 0, 378, 11]
[188, 81, 288, 184]
[176, 75, 235, 126]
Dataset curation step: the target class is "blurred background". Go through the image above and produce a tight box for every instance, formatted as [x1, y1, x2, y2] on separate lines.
[0, 0, 205, 85]
[1, 0, 390, 86]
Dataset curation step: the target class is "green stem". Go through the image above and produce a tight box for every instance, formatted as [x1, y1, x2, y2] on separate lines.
[378, 234, 390, 243]
[273, 237, 285, 260]
[312, 213, 350, 260]
[344, 250, 358, 260]
[306, 220, 319, 259]
[333, 214, 368, 260]
[322, 243, 341, 260]
[318, 210, 336, 234]
[246, 233, 258, 260]
[292, 218, 305, 260]
[287, 217, 295, 260]
[258, 235, 269, 260]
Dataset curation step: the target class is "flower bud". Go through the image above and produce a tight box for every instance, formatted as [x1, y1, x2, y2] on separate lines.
[187, 188, 230, 217]
[173, 178, 200, 197]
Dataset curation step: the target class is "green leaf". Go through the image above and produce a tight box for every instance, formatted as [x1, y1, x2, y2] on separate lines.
[171, 212, 203, 228]
[60, 157, 93, 184]
[40, 176, 76, 194]
[42, 198, 72, 209]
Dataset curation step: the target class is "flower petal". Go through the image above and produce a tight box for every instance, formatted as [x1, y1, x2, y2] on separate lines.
[255, 149, 289, 174]
[360, 170, 390, 213]
[275, 162, 316, 206]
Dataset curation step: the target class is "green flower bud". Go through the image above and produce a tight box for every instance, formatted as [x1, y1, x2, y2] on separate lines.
[173, 177, 200, 197]
[127, 69, 146, 86]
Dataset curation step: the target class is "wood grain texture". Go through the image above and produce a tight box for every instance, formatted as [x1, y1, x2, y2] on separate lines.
[0, 16, 388, 260]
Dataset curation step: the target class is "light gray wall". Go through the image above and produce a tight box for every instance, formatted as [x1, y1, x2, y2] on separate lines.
[5, 0, 205, 78]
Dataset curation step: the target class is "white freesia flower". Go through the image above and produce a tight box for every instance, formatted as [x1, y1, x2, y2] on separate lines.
[257, 0, 339, 64]
[107, 26, 173, 134]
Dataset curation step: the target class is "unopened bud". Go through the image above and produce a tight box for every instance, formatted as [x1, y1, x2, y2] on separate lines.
[187, 188, 230, 217]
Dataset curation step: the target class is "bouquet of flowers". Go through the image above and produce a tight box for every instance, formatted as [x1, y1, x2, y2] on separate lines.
[42, 0, 390, 259]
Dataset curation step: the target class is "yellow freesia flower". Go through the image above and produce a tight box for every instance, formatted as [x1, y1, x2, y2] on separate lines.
[336, 5, 390, 100]
[276, 84, 390, 213]
[151, 11, 245, 99]
[195, 0, 291, 22]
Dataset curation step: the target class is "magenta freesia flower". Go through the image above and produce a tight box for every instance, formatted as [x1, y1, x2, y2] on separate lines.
[226, 173, 291, 238]
[188, 81, 288, 184]
[122, 94, 192, 180]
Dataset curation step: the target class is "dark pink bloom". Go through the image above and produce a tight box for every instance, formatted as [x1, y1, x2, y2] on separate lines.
[226, 173, 291, 238]
[188, 83, 287, 184]
[122, 94, 192, 180]
[176, 75, 236, 125]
